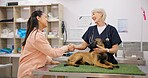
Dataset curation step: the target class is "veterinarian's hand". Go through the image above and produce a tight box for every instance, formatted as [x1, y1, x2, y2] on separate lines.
[67, 43, 75, 52]
[94, 45, 106, 53]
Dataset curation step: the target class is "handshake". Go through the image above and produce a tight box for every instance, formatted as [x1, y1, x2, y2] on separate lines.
[67, 43, 75, 52]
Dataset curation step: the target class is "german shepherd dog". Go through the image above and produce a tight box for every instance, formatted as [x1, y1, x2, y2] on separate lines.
[64, 38, 119, 69]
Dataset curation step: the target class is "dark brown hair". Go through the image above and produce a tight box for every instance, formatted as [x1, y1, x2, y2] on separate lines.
[22, 10, 43, 46]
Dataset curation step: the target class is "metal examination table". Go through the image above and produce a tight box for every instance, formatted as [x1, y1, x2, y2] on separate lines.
[33, 65, 148, 78]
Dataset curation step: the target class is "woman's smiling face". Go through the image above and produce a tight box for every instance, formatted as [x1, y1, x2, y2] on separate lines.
[38, 13, 48, 29]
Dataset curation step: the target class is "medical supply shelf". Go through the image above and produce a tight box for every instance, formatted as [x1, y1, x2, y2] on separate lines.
[0, 4, 64, 54]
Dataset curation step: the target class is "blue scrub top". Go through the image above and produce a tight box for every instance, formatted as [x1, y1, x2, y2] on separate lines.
[82, 24, 122, 64]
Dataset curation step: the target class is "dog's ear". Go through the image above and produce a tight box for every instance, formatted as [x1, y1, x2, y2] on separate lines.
[101, 39, 105, 43]
[88, 40, 97, 49]
[99, 39, 105, 47]
[95, 38, 105, 47]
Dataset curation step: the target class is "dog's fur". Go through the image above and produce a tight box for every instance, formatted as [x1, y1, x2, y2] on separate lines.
[64, 38, 119, 69]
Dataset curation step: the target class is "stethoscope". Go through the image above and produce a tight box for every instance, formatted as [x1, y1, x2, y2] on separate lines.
[89, 24, 110, 44]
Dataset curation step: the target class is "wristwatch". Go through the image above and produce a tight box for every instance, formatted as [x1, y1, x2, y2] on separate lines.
[106, 48, 109, 52]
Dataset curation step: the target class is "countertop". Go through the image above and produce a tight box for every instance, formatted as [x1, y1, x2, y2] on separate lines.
[33, 64, 148, 78]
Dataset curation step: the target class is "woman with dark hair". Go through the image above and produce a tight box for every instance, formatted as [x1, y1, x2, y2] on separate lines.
[17, 10, 74, 78]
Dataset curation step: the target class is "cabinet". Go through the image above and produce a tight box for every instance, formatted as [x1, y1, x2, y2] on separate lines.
[0, 4, 64, 54]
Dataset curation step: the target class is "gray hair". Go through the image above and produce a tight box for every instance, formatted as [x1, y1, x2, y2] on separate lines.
[91, 8, 106, 21]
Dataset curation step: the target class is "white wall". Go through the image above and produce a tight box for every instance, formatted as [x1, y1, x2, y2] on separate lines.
[4, 0, 148, 42]
[141, 0, 148, 42]
[55, 0, 147, 42]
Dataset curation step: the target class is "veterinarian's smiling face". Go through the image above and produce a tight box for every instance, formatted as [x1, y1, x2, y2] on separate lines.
[92, 12, 103, 23]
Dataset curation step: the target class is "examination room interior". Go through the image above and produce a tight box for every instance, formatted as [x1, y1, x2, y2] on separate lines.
[0, 0, 148, 78]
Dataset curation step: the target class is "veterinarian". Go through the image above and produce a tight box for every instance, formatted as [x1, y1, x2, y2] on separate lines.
[74, 8, 122, 64]
[17, 10, 74, 78]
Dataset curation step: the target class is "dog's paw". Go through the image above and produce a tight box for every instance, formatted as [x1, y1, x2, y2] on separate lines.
[108, 68, 113, 70]
[113, 66, 120, 68]
[74, 65, 80, 67]
[106, 66, 113, 70]
[64, 64, 68, 66]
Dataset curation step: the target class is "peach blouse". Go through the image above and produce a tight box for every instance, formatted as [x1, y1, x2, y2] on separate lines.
[17, 29, 68, 78]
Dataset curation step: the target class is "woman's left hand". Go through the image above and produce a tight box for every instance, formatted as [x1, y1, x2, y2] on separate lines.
[46, 57, 60, 65]
[50, 60, 60, 65]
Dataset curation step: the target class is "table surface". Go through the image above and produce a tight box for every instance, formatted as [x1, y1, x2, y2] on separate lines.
[0, 54, 147, 78]
[0, 53, 20, 58]
[33, 65, 148, 78]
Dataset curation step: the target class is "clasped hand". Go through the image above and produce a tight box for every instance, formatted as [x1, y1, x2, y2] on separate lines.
[67, 43, 75, 52]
